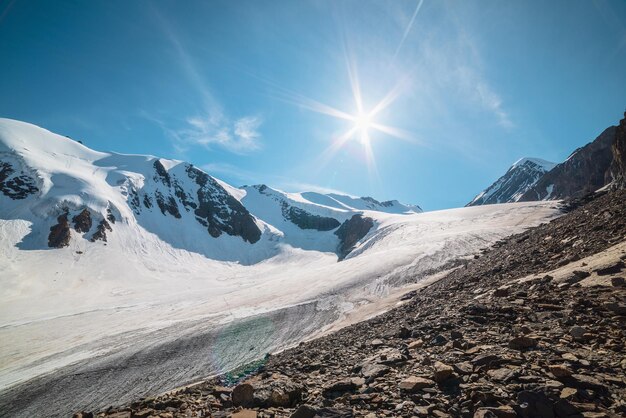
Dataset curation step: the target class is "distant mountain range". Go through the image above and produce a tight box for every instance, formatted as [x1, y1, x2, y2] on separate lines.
[468, 112, 626, 206]
[0, 118, 420, 263]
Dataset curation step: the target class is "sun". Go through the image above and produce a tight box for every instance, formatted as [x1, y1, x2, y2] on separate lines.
[353, 112, 372, 133]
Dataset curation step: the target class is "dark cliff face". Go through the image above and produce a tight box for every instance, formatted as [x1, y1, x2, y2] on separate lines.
[187, 166, 262, 244]
[608, 112, 626, 189]
[282, 204, 340, 231]
[334, 214, 374, 260]
[0, 160, 38, 200]
[127, 160, 262, 244]
[255, 185, 341, 232]
[519, 126, 617, 202]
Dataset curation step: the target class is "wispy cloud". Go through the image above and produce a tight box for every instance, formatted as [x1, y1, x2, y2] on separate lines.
[392, 0, 425, 62]
[177, 114, 263, 154]
[149, 5, 263, 155]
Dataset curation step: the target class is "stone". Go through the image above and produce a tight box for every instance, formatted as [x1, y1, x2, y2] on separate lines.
[450, 330, 463, 340]
[487, 367, 516, 382]
[399, 376, 435, 392]
[611, 276, 625, 287]
[290, 405, 317, 418]
[569, 326, 587, 339]
[595, 261, 625, 275]
[322, 380, 357, 398]
[494, 287, 509, 297]
[408, 339, 424, 349]
[472, 354, 501, 367]
[361, 362, 389, 379]
[567, 374, 607, 391]
[370, 339, 384, 347]
[549, 365, 572, 378]
[453, 361, 473, 375]
[553, 399, 581, 418]
[474, 407, 517, 418]
[232, 383, 255, 407]
[514, 390, 555, 418]
[430, 334, 448, 346]
[314, 408, 354, 418]
[509, 335, 538, 350]
[560, 387, 578, 399]
[433, 361, 454, 383]
[232, 410, 257, 418]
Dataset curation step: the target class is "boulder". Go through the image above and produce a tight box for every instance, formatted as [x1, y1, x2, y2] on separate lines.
[509, 336, 538, 350]
[433, 361, 454, 383]
[399, 376, 434, 392]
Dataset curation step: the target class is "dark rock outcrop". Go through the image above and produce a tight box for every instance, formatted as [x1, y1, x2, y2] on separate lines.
[48, 213, 71, 248]
[90, 219, 112, 242]
[106, 208, 116, 224]
[520, 126, 616, 201]
[187, 166, 261, 244]
[608, 111, 626, 189]
[72, 209, 92, 233]
[334, 214, 374, 260]
[282, 204, 340, 231]
[153, 160, 171, 188]
[0, 161, 38, 200]
[154, 191, 181, 219]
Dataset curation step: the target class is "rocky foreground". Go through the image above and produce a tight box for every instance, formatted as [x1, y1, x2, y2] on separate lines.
[87, 191, 626, 418]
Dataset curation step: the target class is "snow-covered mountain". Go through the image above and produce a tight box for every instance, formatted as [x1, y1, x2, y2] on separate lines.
[0, 118, 420, 264]
[467, 157, 556, 206]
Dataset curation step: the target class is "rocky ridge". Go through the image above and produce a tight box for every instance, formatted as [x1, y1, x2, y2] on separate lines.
[467, 158, 556, 206]
[91, 189, 626, 418]
[520, 126, 617, 202]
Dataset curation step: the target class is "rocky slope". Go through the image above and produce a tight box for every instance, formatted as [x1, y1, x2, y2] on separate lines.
[91, 190, 626, 418]
[467, 158, 556, 206]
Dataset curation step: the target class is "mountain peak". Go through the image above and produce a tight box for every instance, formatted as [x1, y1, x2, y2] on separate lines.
[467, 157, 556, 206]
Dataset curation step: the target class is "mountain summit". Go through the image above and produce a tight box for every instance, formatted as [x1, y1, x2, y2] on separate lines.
[467, 157, 556, 206]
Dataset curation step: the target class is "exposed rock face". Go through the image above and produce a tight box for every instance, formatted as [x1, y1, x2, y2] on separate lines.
[255, 184, 341, 231]
[608, 112, 626, 189]
[153, 160, 171, 188]
[72, 209, 92, 233]
[106, 208, 116, 224]
[188, 166, 262, 243]
[520, 126, 616, 201]
[467, 158, 556, 206]
[334, 215, 374, 260]
[48, 213, 71, 248]
[154, 191, 181, 218]
[126, 160, 262, 244]
[0, 160, 38, 199]
[282, 203, 340, 231]
[90, 219, 112, 242]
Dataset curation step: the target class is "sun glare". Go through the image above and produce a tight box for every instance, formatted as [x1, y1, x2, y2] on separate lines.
[353, 112, 372, 133]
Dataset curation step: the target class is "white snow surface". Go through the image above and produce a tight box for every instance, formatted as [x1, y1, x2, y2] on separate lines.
[511, 157, 557, 172]
[0, 118, 562, 392]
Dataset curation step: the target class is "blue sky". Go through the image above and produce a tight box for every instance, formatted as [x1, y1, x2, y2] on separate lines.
[1, 0, 625, 210]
